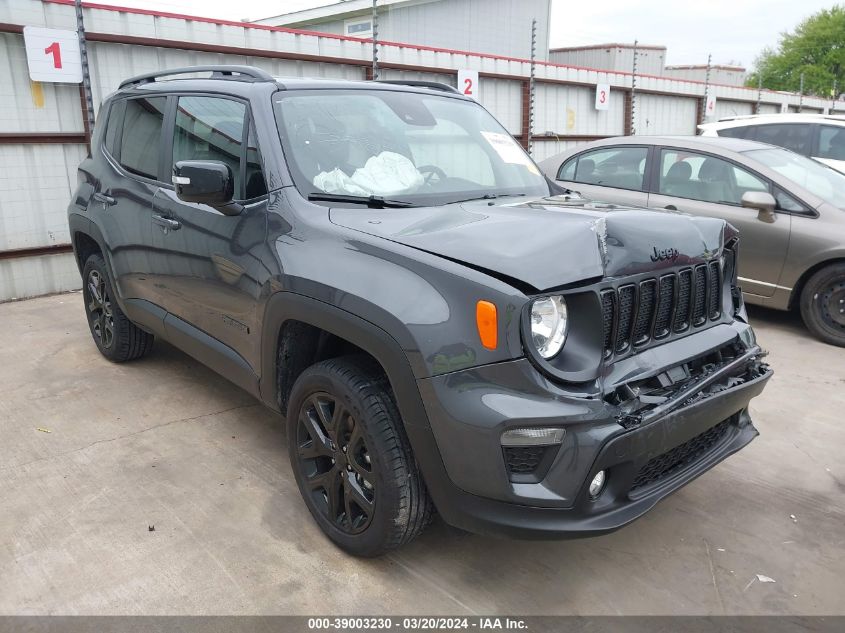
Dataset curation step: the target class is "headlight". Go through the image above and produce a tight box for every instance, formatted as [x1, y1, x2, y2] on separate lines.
[530, 296, 568, 359]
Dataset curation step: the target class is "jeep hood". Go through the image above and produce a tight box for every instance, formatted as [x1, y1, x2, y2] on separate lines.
[329, 196, 735, 292]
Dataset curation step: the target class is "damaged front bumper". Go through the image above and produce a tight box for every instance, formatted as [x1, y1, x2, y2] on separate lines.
[416, 320, 772, 538]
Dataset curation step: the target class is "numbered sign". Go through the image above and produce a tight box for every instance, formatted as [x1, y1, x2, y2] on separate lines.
[705, 93, 717, 118]
[457, 69, 479, 100]
[595, 83, 610, 111]
[23, 26, 83, 83]
[781, 102, 789, 113]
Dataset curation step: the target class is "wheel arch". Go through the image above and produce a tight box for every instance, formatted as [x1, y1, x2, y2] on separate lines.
[259, 292, 430, 429]
[789, 257, 845, 310]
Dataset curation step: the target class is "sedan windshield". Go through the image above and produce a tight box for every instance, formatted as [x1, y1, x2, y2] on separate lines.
[744, 147, 845, 209]
[273, 89, 549, 206]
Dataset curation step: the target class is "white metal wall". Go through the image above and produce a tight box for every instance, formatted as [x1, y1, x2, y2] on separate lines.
[634, 94, 698, 135]
[712, 99, 754, 120]
[534, 83, 625, 136]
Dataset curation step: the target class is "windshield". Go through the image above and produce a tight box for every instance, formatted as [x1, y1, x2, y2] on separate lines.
[273, 89, 549, 206]
[744, 147, 845, 209]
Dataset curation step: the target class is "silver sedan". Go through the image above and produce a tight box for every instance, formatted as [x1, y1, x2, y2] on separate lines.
[538, 135, 845, 346]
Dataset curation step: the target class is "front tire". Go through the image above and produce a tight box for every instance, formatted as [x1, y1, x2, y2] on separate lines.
[81, 254, 154, 362]
[287, 356, 433, 556]
[800, 263, 845, 347]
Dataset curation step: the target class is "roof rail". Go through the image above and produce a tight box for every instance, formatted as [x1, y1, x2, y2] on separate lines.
[119, 65, 275, 89]
[375, 79, 461, 94]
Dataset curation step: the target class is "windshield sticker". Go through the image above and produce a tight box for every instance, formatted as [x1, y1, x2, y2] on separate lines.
[481, 131, 539, 173]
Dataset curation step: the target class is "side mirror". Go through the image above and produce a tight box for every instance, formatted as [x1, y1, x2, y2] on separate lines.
[173, 160, 241, 216]
[741, 191, 777, 224]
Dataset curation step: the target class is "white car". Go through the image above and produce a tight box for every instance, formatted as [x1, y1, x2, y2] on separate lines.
[699, 114, 845, 174]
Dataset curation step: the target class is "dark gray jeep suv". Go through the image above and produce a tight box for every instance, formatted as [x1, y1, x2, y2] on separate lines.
[68, 66, 771, 556]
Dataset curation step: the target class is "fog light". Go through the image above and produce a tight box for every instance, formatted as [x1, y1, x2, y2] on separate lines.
[501, 427, 565, 447]
[588, 470, 606, 498]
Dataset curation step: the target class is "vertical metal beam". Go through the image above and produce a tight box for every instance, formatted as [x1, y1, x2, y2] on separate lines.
[75, 0, 95, 149]
[832, 79, 838, 112]
[630, 39, 638, 135]
[371, 0, 379, 80]
[799, 72, 804, 112]
[701, 52, 711, 124]
[527, 18, 536, 155]
[755, 74, 762, 114]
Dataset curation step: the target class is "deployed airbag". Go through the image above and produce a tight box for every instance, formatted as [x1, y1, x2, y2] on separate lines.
[313, 151, 424, 196]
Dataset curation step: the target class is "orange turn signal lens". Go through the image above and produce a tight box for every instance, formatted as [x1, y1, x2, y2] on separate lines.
[476, 300, 498, 350]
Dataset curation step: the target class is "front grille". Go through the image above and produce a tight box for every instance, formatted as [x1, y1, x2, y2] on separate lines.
[693, 265, 707, 326]
[601, 261, 723, 359]
[615, 285, 636, 352]
[708, 260, 721, 320]
[630, 419, 732, 492]
[674, 269, 692, 332]
[503, 446, 548, 475]
[632, 279, 657, 344]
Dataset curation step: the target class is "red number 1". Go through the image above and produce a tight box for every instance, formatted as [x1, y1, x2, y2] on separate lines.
[44, 42, 62, 69]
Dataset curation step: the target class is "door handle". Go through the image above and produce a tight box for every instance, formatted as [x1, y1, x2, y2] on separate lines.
[664, 205, 677, 211]
[92, 192, 116, 207]
[152, 214, 182, 232]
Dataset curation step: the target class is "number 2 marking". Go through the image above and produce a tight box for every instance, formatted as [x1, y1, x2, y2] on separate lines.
[44, 42, 62, 69]
[463, 77, 473, 95]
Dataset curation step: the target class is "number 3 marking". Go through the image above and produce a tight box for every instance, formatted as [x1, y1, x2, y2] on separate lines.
[599, 90, 606, 103]
[463, 77, 473, 95]
[44, 42, 62, 69]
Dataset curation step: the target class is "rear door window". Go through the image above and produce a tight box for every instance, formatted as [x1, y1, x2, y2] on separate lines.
[103, 99, 125, 157]
[119, 96, 167, 180]
[816, 125, 845, 160]
[564, 146, 648, 191]
[658, 149, 769, 205]
[748, 123, 813, 156]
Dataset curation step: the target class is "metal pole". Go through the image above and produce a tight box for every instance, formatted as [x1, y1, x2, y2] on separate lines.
[832, 79, 838, 112]
[701, 53, 712, 124]
[756, 74, 762, 114]
[75, 0, 95, 144]
[799, 72, 804, 112]
[371, 0, 379, 80]
[630, 39, 638, 135]
[527, 18, 536, 154]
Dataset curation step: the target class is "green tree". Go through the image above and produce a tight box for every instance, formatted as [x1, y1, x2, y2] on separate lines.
[748, 5, 845, 97]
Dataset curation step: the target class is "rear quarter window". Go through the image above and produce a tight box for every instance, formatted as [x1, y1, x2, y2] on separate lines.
[716, 126, 749, 139]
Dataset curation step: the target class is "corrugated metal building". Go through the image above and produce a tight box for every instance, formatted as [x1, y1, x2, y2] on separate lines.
[1, 0, 840, 301]
[664, 64, 747, 87]
[548, 44, 667, 76]
[253, 0, 552, 62]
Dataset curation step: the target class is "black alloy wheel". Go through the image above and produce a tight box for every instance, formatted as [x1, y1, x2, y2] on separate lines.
[295, 391, 376, 534]
[81, 254, 154, 361]
[86, 268, 115, 350]
[286, 356, 433, 556]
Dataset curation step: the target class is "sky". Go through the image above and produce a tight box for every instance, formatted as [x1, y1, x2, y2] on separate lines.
[100, 0, 840, 68]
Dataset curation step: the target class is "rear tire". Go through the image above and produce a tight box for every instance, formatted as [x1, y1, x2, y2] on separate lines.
[287, 355, 433, 557]
[82, 254, 154, 362]
[799, 263, 845, 347]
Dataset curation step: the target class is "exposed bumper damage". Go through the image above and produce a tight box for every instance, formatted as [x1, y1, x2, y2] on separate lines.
[609, 342, 770, 430]
[417, 322, 772, 539]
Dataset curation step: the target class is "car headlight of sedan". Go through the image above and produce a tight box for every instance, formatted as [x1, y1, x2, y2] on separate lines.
[530, 296, 568, 359]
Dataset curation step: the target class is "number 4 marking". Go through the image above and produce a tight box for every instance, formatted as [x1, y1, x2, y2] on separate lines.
[44, 42, 62, 69]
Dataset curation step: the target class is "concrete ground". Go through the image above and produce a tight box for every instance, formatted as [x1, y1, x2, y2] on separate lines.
[0, 293, 843, 615]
